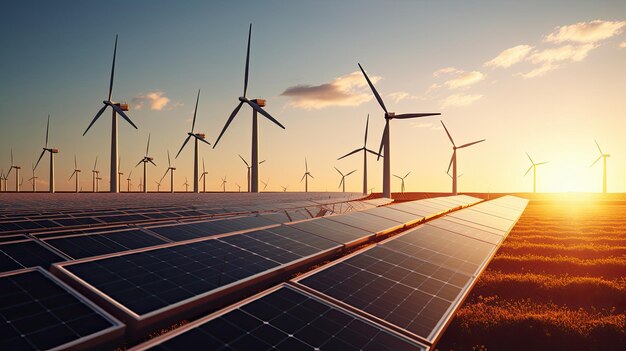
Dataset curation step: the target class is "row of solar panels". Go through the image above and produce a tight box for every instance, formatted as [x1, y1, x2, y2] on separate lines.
[0, 195, 384, 236]
[0, 198, 391, 273]
[0, 195, 480, 350]
[133, 195, 528, 350]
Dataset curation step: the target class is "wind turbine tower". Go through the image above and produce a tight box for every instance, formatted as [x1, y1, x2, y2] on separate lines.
[7, 149, 21, 192]
[34, 115, 59, 193]
[358, 63, 440, 198]
[161, 150, 176, 193]
[393, 172, 411, 193]
[335, 167, 356, 193]
[591, 140, 610, 193]
[525, 152, 548, 193]
[135, 134, 156, 193]
[440, 121, 485, 195]
[69, 155, 81, 193]
[301, 158, 314, 192]
[175, 90, 210, 193]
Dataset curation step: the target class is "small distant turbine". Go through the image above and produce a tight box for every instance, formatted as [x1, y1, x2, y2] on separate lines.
[126, 169, 133, 192]
[117, 157, 124, 192]
[91, 157, 99, 192]
[7, 149, 21, 192]
[238, 154, 265, 192]
[280, 185, 288, 192]
[525, 152, 548, 193]
[69, 155, 81, 193]
[393, 171, 411, 193]
[34, 115, 59, 193]
[137, 178, 143, 191]
[199, 158, 208, 193]
[155, 180, 162, 192]
[590, 140, 610, 193]
[301, 158, 314, 192]
[175, 90, 210, 193]
[28, 163, 38, 192]
[236, 183, 241, 192]
[96, 175, 102, 192]
[337, 114, 381, 194]
[335, 167, 356, 193]
[441, 121, 485, 195]
[261, 177, 270, 191]
[213, 24, 285, 193]
[368, 187, 375, 194]
[0, 170, 5, 192]
[221, 176, 227, 192]
[161, 150, 176, 193]
[183, 178, 189, 192]
[135, 133, 156, 193]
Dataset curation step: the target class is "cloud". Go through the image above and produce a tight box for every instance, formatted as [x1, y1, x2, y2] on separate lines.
[619, 41, 626, 48]
[519, 64, 558, 79]
[529, 43, 597, 64]
[386, 91, 426, 103]
[410, 122, 433, 128]
[132, 91, 173, 111]
[545, 20, 626, 44]
[432, 67, 485, 89]
[281, 71, 380, 109]
[484, 45, 534, 68]
[440, 93, 483, 108]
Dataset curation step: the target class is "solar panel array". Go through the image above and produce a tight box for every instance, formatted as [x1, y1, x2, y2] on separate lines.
[296, 195, 528, 346]
[0, 268, 123, 350]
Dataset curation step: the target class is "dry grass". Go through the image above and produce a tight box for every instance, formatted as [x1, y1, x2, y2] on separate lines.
[436, 199, 626, 351]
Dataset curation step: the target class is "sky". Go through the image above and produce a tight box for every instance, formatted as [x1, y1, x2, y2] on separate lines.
[0, 0, 625, 193]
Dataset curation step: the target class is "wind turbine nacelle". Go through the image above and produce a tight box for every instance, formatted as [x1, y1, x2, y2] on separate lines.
[119, 103, 129, 111]
[252, 99, 266, 107]
[146, 157, 154, 161]
[196, 133, 206, 139]
[171, 167, 177, 171]
[51, 149, 59, 153]
[387, 112, 395, 117]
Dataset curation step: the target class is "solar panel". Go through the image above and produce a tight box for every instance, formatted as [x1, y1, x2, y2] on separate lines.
[135, 285, 426, 351]
[465, 200, 527, 220]
[325, 211, 404, 234]
[287, 217, 373, 246]
[147, 215, 278, 242]
[298, 245, 472, 342]
[43, 229, 168, 259]
[426, 220, 502, 245]
[446, 208, 515, 232]
[386, 202, 445, 219]
[362, 206, 423, 224]
[0, 240, 66, 273]
[0, 268, 123, 350]
[285, 209, 311, 222]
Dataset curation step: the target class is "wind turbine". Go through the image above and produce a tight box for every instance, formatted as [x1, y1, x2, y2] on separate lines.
[137, 178, 142, 192]
[446, 171, 463, 180]
[82, 35, 138, 193]
[91, 157, 99, 192]
[440, 121, 485, 195]
[96, 175, 102, 192]
[34, 115, 59, 193]
[69, 155, 81, 193]
[175, 90, 210, 193]
[236, 183, 241, 192]
[199, 158, 208, 192]
[126, 169, 133, 192]
[7, 149, 21, 192]
[393, 172, 411, 193]
[28, 163, 38, 192]
[335, 167, 356, 193]
[117, 157, 124, 192]
[221, 176, 227, 192]
[368, 187, 375, 194]
[0, 170, 4, 192]
[183, 178, 189, 192]
[338, 114, 381, 194]
[359, 63, 440, 198]
[261, 178, 269, 191]
[238, 155, 265, 192]
[155, 180, 162, 192]
[280, 185, 288, 192]
[135, 134, 156, 193]
[591, 140, 610, 193]
[301, 158, 314, 192]
[160, 150, 176, 193]
[525, 152, 548, 193]
[213, 24, 285, 193]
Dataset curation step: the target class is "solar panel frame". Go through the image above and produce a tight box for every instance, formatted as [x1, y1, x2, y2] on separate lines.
[325, 211, 406, 235]
[286, 217, 375, 248]
[446, 208, 515, 232]
[0, 267, 125, 350]
[0, 239, 67, 274]
[361, 206, 424, 225]
[130, 284, 428, 351]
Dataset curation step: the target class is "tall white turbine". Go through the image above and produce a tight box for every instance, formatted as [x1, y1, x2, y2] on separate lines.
[393, 172, 411, 193]
[213, 24, 285, 193]
[135, 134, 156, 193]
[440, 121, 485, 195]
[337, 115, 382, 195]
[358, 63, 440, 198]
[199, 158, 208, 193]
[69, 155, 81, 193]
[160, 150, 176, 193]
[175, 90, 210, 193]
[34, 115, 59, 193]
[301, 158, 314, 192]
[238, 155, 265, 192]
[591, 140, 610, 193]
[335, 167, 356, 193]
[83, 35, 138, 193]
[525, 152, 548, 193]
[28, 164, 38, 192]
[117, 157, 124, 192]
[7, 149, 21, 192]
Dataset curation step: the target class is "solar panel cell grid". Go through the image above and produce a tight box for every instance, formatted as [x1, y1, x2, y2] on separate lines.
[362, 206, 422, 224]
[0, 240, 66, 273]
[447, 209, 515, 232]
[287, 218, 372, 245]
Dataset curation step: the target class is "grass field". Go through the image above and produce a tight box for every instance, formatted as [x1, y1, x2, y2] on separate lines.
[435, 198, 626, 351]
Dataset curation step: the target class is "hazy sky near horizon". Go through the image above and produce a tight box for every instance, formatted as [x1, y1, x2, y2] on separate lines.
[1, 0, 625, 193]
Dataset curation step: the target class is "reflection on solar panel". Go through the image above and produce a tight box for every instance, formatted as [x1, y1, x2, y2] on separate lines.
[0, 268, 123, 350]
[134, 285, 426, 351]
[0, 240, 66, 273]
[362, 206, 423, 224]
[147, 215, 279, 242]
[447, 208, 514, 232]
[296, 196, 528, 345]
[326, 211, 403, 234]
[44, 229, 168, 259]
[287, 217, 373, 246]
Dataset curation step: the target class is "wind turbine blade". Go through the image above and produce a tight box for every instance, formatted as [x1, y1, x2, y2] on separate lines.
[393, 113, 440, 119]
[149, 159, 157, 167]
[175, 135, 192, 158]
[377, 123, 388, 161]
[337, 148, 361, 160]
[458, 139, 485, 149]
[590, 156, 602, 167]
[357, 63, 387, 114]
[524, 165, 533, 176]
[167, 150, 171, 167]
[364, 114, 369, 146]
[238, 154, 249, 167]
[365, 148, 383, 158]
[83, 105, 108, 136]
[146, 133, 151, 156]
[202, 158, 206, 173]
[594, 140, 603, 154]
[334, 167, 343, 176]
[160, 169, 169, 182]
[259, 160, 266, 164]
[309, 173, 314, 179]
[196, 136, 211, 146]
[191, 89, 200, 133]
[213, 101, 244, 148]
[526, 152, 534, 165]
[338, 178, 343, 188]
[34, 150, 46, 170]
[247, 100, 285, 129]
[346, 170, 357, 176]
[45, 114, 50, 148]
[107, 35, 118, 101]
[536, 161, 549, 166]
[199, 173, 205, 181]
[69, 170, 76, 181]
[405, 171, 411, 178]
[243, 23, 251, 97]
[305, 158, 308, 172]
[74, 155, 77, 169]
[135, 160, 143, 168]
[393, 174, 401, 179]
[300, 173, 306, 182]
[94, 156, 98, 170]
[111, 104, 138, 129]
[440, 121, 455, 146]
[447, 153, 454, 174]
[11, 149, 14, 166]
